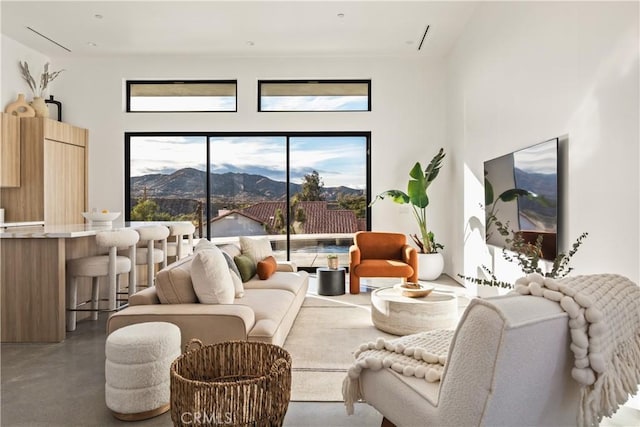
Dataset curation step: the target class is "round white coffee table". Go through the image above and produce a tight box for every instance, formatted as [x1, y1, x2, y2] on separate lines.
[371, 286, 458, 335]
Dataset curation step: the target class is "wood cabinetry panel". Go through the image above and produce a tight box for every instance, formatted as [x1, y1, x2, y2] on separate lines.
[0, 113, 21, 187]
[44, 140, 86, 224]
[0, 119, 45, 222]
[44, 119, 87, 147]
[1, 238, 65, 342]
[0, 118, 87, 223]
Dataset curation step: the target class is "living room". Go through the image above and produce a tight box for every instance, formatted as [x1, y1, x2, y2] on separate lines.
[1, 1, 639, 426]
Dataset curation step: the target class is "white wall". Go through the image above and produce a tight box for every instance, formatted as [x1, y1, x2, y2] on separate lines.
[447, 1, 640, 287]
[32, 54, 448, 243]
[1, 35, 51, 107]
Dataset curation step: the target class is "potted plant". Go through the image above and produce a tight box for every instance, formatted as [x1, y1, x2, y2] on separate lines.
[371, 147, 446, 280]
[458, 227, 589, 289]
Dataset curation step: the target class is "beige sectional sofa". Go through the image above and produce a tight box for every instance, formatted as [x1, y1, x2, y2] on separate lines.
[107, 243, 309, 349]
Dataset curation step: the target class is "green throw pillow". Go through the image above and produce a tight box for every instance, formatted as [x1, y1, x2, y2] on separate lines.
[234, 254, 256, 283]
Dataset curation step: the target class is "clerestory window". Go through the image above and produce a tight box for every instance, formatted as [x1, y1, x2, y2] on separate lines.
[258, 80, 371, 112]
[126, 80, 237, 112]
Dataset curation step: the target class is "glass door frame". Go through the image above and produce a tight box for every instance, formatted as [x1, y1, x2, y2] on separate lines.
[125, 131, 372, 264]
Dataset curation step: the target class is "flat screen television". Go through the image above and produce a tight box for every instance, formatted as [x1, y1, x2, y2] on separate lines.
[484, 138, 559, 260]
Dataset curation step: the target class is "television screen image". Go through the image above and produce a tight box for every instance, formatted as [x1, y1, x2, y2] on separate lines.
[484, 138, 559, 260]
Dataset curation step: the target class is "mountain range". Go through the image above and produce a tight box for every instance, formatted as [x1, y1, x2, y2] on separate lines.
[130, 167, 363, 201]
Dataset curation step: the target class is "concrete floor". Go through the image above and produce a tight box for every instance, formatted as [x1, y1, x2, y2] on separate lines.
[0, 313, 382, 427]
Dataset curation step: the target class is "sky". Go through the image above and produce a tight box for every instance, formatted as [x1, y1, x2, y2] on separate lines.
[130, 96, 235, 111]
[129, 135, 367, 189]
[261, 96, 368, 111]
[129, 95, 368, 112]
[512, 138, 557, 175]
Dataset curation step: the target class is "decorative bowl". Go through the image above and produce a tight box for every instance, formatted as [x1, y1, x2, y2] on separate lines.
[81, 211, 121, 226]
[394, 282, 435, 298]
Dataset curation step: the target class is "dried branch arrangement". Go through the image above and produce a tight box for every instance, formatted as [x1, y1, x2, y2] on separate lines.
[19, 61, 64, 98]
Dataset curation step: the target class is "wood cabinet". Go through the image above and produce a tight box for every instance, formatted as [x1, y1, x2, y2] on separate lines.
[1, 234, 100, 342]
[0, 113, 21, 187]
[0, 118, 88, 224]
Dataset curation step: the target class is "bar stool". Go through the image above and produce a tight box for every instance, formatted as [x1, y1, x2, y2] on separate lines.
[128, 225, 170, 290]
[66, 228, 139, 332]
[165, 223, 195, 262]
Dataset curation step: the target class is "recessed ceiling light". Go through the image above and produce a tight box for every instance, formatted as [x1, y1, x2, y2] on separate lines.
[87, 42, 97, 47]
[94, 14, 103, 19]
[246, 41, 255, 46]
[337, 13, 345, 18]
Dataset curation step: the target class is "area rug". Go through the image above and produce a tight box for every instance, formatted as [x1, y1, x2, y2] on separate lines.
[283, 292, 395, 401]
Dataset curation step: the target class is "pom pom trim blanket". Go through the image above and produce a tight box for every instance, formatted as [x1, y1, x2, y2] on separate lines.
[514, 273, 640, 427]
[342, 329, 454, 415]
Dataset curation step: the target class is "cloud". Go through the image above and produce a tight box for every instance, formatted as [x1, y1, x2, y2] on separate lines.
[129, 136, 208, 176]
[131, 96, 235, 111]
[261, 96, 368, 111]
[129, 135, 367, 188]
[513, 140, 557, 175]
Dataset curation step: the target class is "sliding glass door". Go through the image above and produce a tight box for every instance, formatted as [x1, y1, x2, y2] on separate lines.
[288, 136, 368, 268]
[208, 136, 287, 261]
[127, 135, 207, 237]
[126, 132, 370, 269]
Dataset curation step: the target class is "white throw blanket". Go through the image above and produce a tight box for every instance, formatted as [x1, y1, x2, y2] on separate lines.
[514, 273, 640, 427]
[342, 329, 454, 415]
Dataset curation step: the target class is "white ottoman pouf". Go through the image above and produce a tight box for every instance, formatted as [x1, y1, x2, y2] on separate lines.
[105, 322, 181, 421]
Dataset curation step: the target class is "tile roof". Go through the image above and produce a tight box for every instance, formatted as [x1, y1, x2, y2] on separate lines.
[240, 201, 359, 234]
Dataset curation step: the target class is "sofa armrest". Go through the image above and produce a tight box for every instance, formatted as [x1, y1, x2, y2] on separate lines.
[349, 245, 361, 266]
[401, 244, 417, 264]
[107, 303, 256, 351]
[129, 286, 161, 305]
[276, 261, 297, 272]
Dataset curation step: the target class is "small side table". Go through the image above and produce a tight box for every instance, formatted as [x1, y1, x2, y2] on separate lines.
[317, 267, 346, 296]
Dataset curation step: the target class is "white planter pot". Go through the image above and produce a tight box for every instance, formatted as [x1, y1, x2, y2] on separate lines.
[417, 252, 444, 281]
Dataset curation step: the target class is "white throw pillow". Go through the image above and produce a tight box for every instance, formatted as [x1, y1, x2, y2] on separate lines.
[229, 270, 244, 298]
[239, 236, 274, 267]
[190, 245, 235, 304]
[195, 239, 244, 298]
[195, 239, 216, 251]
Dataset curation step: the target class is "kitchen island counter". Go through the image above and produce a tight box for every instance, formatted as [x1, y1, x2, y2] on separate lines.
[1, 221, 189, 343]
[0, 221, 173, 238]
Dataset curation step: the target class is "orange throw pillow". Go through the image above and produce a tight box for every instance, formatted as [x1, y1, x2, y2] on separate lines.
[256, 256, 277, 280]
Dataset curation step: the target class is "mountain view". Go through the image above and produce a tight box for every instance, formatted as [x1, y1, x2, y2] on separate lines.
[514, 167, 557, 231]
[131, 167, 363, 201]
[130, 167, 365, 219]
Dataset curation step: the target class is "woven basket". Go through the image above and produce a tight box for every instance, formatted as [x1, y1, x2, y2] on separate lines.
[170, 339, 292, 427]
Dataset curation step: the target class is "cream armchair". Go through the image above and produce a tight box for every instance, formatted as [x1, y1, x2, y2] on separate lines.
[358, 294, 582, 426]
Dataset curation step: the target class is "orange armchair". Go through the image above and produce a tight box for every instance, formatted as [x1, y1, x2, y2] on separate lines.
[349, 231, 418, 294]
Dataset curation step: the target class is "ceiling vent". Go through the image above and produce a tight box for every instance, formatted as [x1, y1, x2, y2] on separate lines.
[417, 25, 430, 51]
[26, 26, 72, 52]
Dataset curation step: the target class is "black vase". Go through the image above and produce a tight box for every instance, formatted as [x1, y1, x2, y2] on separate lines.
[45, 95, 62, 121]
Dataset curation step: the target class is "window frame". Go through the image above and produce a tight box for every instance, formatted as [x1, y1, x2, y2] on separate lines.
[125, 79, 238, 113]
[124, 131, 372, 262]
[257, 79, 372, 112]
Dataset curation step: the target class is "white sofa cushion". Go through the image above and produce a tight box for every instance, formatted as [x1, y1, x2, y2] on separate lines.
[191, 244, 234, 304]
[155, 255, 198, 304]
[196, 239, 244, 298]
[229, 270, 244, 298]
[239, 236, 273, 267]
